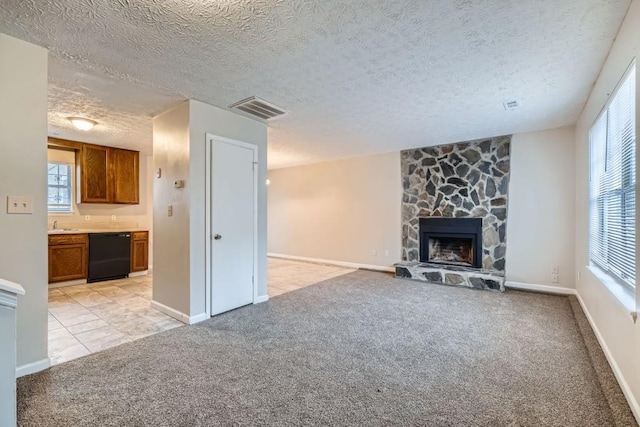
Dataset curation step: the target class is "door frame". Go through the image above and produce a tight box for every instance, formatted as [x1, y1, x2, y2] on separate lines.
[204, 133, 259, 318]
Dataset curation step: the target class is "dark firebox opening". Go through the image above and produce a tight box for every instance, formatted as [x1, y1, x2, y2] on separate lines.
[428, 237, 474, 266]
[419, 217, 482, 269]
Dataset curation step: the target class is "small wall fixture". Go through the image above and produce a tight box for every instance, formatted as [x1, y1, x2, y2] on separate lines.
[68, 117, 97, 131]
[266, 179, 271, 186]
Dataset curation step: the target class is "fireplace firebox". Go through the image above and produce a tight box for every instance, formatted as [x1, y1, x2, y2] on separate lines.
[419, 218, 482, 268]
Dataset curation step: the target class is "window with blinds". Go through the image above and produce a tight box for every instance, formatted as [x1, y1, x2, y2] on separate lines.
[47, 162, 73, 213]
[589, 63, 636, 289]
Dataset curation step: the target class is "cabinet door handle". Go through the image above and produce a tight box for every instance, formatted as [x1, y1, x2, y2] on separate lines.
[214, 234, 222, 240]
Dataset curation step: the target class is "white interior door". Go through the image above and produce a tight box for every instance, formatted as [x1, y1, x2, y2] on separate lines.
[210, 138, 256, 316]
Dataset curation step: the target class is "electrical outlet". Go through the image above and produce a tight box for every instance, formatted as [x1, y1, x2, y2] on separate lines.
[84, 215, 91, 221]
[111, 215, 117, 221]
[551, 273, 559, 283]
[384, 250, 389, 257]
[551, 265, 559, 274]
[168, 205, 173, 217]
[577, 270, 581, 281]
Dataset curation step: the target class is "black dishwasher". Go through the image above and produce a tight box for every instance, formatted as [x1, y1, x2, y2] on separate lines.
[88, 233, 131, 283]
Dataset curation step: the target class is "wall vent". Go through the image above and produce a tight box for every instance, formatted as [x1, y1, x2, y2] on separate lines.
[228, 96, 288, 121]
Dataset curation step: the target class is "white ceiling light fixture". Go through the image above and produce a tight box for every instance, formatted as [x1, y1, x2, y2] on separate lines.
[68, 117, 98, 131]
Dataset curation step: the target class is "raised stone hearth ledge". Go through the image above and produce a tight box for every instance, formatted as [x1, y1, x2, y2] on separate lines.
[395, 261, 505, 292]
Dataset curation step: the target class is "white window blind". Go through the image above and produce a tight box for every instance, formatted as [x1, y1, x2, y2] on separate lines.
[589, 64, 636, 288]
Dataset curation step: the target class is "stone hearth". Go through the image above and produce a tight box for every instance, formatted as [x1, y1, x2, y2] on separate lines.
[395, 262, 505, 291]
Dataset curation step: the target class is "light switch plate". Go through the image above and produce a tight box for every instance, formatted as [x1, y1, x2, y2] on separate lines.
[7, 196, 33, 214]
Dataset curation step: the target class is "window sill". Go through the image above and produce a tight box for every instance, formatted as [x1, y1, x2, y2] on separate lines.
[587, 264, 637, 321]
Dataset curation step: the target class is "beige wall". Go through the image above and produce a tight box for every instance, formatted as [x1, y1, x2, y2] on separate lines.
[0, 34, 49, 372]
[268, 152, 402, 269]
[574, 0, 640, 418]
[153, 100, 268, 320]
[506, 127, 576, 288]
[152, 102, 191, 316]
[47, 148, 154, 264]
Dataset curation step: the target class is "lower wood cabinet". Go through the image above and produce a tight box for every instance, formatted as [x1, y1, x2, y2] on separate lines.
[48, 234, 88, 283]
[48, 231, 149, 283]
[131, 231, 149, 272]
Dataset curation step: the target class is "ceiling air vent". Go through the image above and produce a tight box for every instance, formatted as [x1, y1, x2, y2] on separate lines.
[228, 96, 288, 121]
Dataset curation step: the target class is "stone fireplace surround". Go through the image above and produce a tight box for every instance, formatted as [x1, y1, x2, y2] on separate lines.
[396, 136, 511, 291]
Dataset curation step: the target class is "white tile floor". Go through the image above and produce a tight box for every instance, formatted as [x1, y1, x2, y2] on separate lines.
[267, 257, 356, 297]
[48, 258, 356, 365]
[48, 273, 182, 366]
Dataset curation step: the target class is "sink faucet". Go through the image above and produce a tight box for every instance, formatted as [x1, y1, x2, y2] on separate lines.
[53, 220, 58, 230]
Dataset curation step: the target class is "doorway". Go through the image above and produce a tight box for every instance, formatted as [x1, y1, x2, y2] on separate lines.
[207, 135, 258, 316]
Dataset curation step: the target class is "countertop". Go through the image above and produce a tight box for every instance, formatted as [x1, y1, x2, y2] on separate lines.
[48, 228, 149, 235]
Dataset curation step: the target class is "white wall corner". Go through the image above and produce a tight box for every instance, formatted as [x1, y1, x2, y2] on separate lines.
[254, 295, 269, 304]
[16, 358, 50, 378]
[188, 313, 208, 325]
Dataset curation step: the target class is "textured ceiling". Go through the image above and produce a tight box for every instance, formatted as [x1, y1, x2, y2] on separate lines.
[0, 0, 631, 167]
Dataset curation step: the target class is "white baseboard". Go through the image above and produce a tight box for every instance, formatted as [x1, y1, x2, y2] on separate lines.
[48, 279, 87, 289]
[188, 312, 208, 324]
[505, 281, 577, 295]
[268, 253, 395, 273]
[254, 294, 269, 304]
[128, 270, 149, 278]
[574, 292, 640, 421]
[150, 300, 208, 325]
[16, 357, 50, 377]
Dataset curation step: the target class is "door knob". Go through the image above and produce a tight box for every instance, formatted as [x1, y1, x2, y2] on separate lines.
[214, 234, 222, 240]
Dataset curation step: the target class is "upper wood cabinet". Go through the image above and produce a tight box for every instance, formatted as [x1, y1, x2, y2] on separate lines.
[79, 144, 112, 203]
[76, 143, 139, 205]
[113, 148, 139, 204]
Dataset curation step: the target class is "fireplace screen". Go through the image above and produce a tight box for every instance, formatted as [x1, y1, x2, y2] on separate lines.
[419, 217, 483, 268]
[428, 237, 474, 266]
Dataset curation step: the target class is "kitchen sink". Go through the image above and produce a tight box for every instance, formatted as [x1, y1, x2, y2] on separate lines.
[48, 228, 79, 233]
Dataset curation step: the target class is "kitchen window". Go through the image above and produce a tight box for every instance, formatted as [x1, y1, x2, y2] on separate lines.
[48, 162, 73, 213]
[589, 62, 636, 289]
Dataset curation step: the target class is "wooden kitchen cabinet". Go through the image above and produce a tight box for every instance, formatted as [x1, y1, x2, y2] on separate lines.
[130, 231, 149, 272]
[79, 144, 112, 203]
[113, 149, 139, 204]
[77, 143, 139, 204]
[48, 234, 88, 283]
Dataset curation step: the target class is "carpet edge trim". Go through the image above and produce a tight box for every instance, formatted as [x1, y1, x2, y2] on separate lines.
[16, 358, 50, 377]
[268, 253, 395, 272]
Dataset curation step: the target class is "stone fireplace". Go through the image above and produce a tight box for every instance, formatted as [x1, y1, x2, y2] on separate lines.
[395, 136, 511, 291]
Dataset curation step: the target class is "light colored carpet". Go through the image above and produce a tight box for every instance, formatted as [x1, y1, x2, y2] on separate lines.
[18, 271, 636, 426]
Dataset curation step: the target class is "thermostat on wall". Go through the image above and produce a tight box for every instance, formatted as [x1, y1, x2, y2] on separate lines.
[174, 180, 185, 188]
